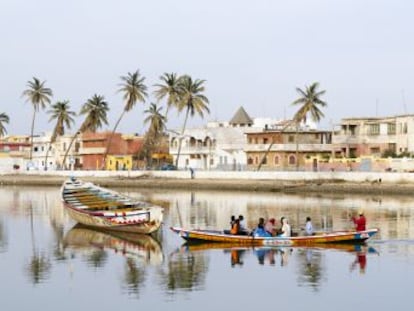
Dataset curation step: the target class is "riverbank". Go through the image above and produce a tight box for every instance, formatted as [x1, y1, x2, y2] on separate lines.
[1, 173, 414, 196]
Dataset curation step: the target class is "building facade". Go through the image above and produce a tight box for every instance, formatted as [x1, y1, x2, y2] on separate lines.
[168, 107, 282, 170]
[245, 124, 333, 171]
[333, 115, 414, 158]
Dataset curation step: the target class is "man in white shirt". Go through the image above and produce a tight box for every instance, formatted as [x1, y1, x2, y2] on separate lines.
[279, 217, 291, 237]
[305, 217, 314, 236]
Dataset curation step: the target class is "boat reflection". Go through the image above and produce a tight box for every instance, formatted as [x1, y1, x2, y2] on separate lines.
[179, 242, 378, 270]
[63, 224, 164, 266]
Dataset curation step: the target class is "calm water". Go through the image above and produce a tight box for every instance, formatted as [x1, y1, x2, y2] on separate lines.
[0, 186, 413, 311]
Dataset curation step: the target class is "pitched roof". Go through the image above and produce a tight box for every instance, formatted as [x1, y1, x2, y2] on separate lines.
[229, 106, 253, 125]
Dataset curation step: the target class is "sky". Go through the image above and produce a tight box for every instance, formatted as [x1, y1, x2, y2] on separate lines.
[1, 0, 414, 136]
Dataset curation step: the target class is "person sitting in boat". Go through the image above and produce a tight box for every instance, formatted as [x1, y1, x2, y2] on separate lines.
[304, 216, 314, 236]
[352, 210, 366, 231]
[278, 217, 291, 237]
[253, 217, 271, 237]
[230, 218, 240, 235]
[238, 215, 249, 235]
[224, 215, 237, 234]
[264, 218, 277, 236]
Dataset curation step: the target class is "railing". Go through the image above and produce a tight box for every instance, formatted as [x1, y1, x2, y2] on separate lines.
[244, 143, 333, 152]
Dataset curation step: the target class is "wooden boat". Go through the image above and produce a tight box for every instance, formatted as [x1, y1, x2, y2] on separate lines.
[64, 224, 163, 265]
[61, 178, 163, 234]
[170, 226, 379, 246]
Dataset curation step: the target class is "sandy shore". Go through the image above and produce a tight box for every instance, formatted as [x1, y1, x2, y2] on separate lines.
[1, 173, 414, 196]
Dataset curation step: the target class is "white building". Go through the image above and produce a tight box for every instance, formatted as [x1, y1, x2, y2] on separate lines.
[30, 133, 81, 170]
[168, 107, 283, 170]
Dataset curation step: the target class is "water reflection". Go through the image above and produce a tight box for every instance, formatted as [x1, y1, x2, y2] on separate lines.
[162, 246, 209, 293]
[63, 225, 163, 266]
[63, 225, 164, 296]
[0, 218, 7, 253]
[1, 186, 414, 310]
[178, 242, 379, 290]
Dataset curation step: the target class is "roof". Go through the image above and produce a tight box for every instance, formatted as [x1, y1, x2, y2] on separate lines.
[229, 106, 253, 125]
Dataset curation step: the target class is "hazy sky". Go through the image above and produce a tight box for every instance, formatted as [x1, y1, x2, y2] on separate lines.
[1, 0, 414, 135]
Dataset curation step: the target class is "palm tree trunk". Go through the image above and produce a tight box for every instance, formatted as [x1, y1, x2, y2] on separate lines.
[29, 109, 36, 161]
[256, 120, 293, 171]
[175, 107, 190, 167]
[102, 110, 125, 170]
[62, 132, 79, 170]
[295, 122, 299, 171]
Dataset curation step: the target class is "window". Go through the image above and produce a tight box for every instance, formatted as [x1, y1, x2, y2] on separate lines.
[274, 155, 280, 165]
[261, 156, 267, 165]
[368, 124, 380, 135]
[288, 155, 296, 165]
[370, 147, 380, 155]
[263, 138, 268, 144]
[248, 157, 253, 165]
[288, 135, 294, 143]
[34, 147, 38, 152]
[387, 123, 396, 135]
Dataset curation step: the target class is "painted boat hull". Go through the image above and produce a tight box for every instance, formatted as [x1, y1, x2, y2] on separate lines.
[170, 227, 379, 246]
[62, 179, 163, 234]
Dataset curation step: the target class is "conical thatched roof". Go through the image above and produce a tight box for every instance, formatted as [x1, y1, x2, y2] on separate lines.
[229, 106, 253, 126]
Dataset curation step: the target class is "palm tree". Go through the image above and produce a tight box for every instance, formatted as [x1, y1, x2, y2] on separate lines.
[62, 94, 109, 169]
[102, 70, 147, 168]
[0, 112, 10, 137]
[291, 82, 327, 170]
[154, 72, 181, 120]
[175, 75, 209, 167]
[44, 101, 76, 170]
[140, 103, 166, 167]
[22, 77, 53, 160]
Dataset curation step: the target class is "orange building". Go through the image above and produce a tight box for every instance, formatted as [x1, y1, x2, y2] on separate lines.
[79, 132, 143, 170]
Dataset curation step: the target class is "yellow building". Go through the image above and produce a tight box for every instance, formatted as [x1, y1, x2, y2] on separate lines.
[106, 155, 133, 171]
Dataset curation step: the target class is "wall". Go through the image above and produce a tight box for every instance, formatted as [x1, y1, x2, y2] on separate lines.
[5, 169, 414, 184]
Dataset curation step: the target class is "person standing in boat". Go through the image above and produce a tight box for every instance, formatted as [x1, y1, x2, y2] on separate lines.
[352, 210, 366, 231]
[278, 217, 291, 237]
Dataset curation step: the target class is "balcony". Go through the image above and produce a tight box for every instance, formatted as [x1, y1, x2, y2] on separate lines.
[78, 147, 106, 155]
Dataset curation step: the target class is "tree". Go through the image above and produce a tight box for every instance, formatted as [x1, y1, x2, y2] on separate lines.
[140, 103, 166, 167]
[291, 82, 327, 170]
[175, 75, 209, 167]
[62, 94, 109, 169]
[0, 112, 10, 137]
[102, 70, 147, 168]
[22, 77, 53, 160]
[153, 72, 181, 120]
[44, 101, 76, 170]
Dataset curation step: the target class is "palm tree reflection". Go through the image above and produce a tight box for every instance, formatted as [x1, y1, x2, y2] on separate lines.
[122, 258, 147, 296]
[162, 249, 209, 292]
[296, 248, 324, 291]
[0, 219, 7, 253]
[25, 202, 51, 285]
